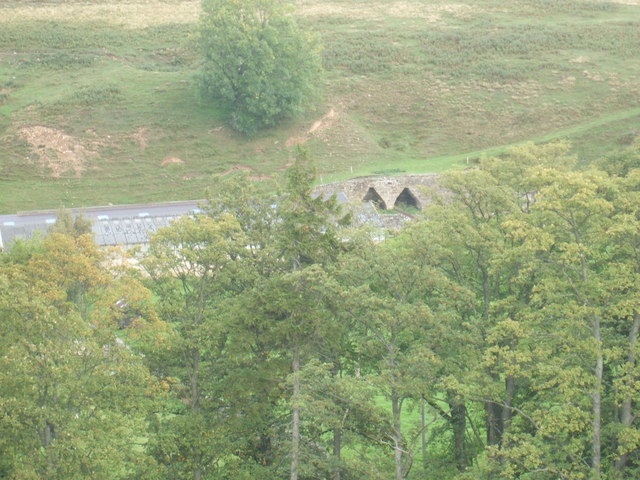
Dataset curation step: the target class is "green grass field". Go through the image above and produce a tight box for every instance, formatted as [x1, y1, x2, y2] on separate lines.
[0, 0, 639, 212]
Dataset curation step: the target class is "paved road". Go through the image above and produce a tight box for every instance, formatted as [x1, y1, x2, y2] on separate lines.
[0, 200, 205, 225]
[0, 200, 206, 249]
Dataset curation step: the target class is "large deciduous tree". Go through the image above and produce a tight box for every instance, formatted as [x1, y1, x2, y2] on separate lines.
[143, 214, 247, 480]
[199, 0, 322, 134]
[0, 233, 159, 479]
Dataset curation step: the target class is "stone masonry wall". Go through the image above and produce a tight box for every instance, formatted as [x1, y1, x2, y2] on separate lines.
[313, 174, 442, 210]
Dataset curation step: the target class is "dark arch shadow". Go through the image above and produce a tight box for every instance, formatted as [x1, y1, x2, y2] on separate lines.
[363, 187, 387, 209]
[394, 188, 420, 210]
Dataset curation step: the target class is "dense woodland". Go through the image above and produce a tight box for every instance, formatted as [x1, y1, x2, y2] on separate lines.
[1, 143, 640, 479]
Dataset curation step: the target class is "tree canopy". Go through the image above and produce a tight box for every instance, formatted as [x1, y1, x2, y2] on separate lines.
[199, 0, 322, 134]
[2, 145, 640, 479]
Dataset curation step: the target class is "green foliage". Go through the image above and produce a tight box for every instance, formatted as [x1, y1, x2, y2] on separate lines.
[0, 235, 45, 264]
[67, 84, 123, 106]
[0, 20, 128, 50]
[199, 0, 322, 134]
[276, 148, 349, 268]
[142, 213, 248, 479]
[2, 1, 640, 211]
[322, 30, 413, 74]
[49, 209, 93, 237]
[0, 232, 159, 479]
[5, 142, 640, 478]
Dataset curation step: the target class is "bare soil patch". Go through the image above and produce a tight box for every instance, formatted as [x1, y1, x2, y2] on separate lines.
[285, 136, 307, 148]
[285, 108, 340, 147]
[160, 156, 185, 166]
[18, 125, 98, 177]
[220, 164, 254, 176]
[309, 110, 382, 159]
[133, 127, 149, 151]
[247, 174, 272, 181]
[308, 108, 337, 135]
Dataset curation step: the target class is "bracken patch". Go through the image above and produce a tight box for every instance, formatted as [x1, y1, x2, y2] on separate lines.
[0, 1, 199, 29]
[297, 1, 477, 22]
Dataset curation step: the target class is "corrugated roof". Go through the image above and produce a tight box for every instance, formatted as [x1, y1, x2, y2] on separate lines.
[0, 201, 203, 250]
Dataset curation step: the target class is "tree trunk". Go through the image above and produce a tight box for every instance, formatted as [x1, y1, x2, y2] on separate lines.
[191, 349, 200, 412]
[291, 343, 301, 480]
[42, 421, 56, 477]
[501, 375, 516, 444]
[485, 400, 503, 446]
[576, 246, 602, 478]
[191, 348, 201, 480]
[481, 269, 503, 447]
[391, 390, 405, 480]
[450, 401, 467, 471]
[331, 361, 343, 480]
[421, 396, 427, 469]
[592, 314, 603, 478]
[615, 311, 639, 472]
[256, 433, 273, 466]
[333, 428, 342, 480]
[43, 421, 55, 447]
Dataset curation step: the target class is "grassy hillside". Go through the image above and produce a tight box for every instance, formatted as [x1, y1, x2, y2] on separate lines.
[0, 0, 639, 212]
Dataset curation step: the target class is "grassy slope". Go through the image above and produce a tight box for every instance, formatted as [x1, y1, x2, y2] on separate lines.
[0, 0, 639, 213]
